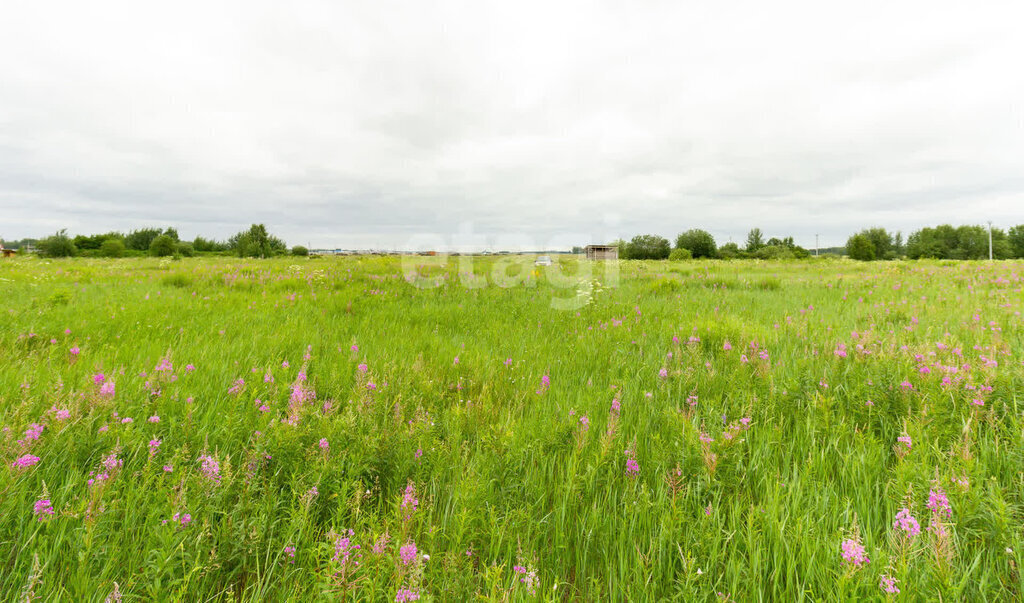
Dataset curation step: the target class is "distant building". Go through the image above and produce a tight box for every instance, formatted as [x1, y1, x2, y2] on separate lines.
[0, 244, 16, 258]
[584, 245, 618, 260]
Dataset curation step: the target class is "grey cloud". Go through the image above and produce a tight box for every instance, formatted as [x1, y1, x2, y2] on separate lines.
[1, 0, 1023, 250]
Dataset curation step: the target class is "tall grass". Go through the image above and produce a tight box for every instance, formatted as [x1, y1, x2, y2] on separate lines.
[0, 255, 1022, 601]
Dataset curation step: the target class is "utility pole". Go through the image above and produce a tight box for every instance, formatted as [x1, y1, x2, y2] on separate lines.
[815, 234, 819, 257]
[987, 221, 993, 260]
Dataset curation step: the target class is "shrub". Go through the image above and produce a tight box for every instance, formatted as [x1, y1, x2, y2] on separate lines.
[669, 248, 692, 261]
[99, 239, 125, 258]
[625, 235, 671, 260]
[177, 242, 195, 257]
[292, 246, 309, 257]
[846, 234, 876, 261]
[38, 229, 77, 258]
[149, 235, 177, 257]
[675, 230, 717, 258]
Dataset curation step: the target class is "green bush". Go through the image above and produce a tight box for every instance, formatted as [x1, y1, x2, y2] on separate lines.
[149, 235, 177, 257]
[38, 229, 77, 258]
[625, 234, 671, 260]
[668, 248, 692, 261]
[675, 229, 717, 258]
[846, 234, 876, 261]
[292, 245, 309, 256]
[177, 242, 195, 257]
[100, 239, 126, 258]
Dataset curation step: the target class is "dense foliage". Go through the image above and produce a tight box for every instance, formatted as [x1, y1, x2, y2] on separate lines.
[675, 229, 717, 259]
[624, 234, 671, 260]
[1, 255, 1022, 600]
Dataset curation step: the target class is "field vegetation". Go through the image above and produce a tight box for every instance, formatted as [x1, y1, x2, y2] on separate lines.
[1, 255, 1022, 601]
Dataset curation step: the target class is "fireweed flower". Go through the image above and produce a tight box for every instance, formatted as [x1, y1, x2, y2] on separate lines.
[372, 531, 391, 555]
[927, 488, 952, 518]
[149, 415, 160, 423]
[893, 508, 921, 537]
[395, 588, 421, 602]
[658, 368, 668, 379]
[879, 575, 900, 594]
[399, 541, 418, 566]
[401, 482, 419, 520]
[318, 438, 329, 451]
[24, 423, 44, 442]
[513, 565, 539, 596]
[840, 538, 869, 568]
[93, 373, 106, 385]
[34, 499, 54, 521]
[148, 439, 161, 457]
[99, 381, 116, 397]
[624, 449, 640, 478]
[228, 379, 245, 395]
[102, 451, 123, 472]
[332, 530, 361, 568]
[198, 454, 222, 484]
[283, 545, 296, 563]
[12, 454, 40, 469]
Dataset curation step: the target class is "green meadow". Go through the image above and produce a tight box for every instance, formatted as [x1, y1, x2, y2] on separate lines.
[1, 255, 1022, 601]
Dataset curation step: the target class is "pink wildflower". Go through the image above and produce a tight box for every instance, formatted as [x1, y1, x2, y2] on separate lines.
[34, 499, 54, 520]
[840, 538, 869, 568]
[12, 454, 40, 469]
[893, 508, 920, 537]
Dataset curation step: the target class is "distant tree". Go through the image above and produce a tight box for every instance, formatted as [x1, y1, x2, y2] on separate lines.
[292, 245, 309, 257]
[626, 234, 671, 260]
[176, 242, 195, 257]
[163, 227, 180, 242]
[675, 229, 717, 258]
[609, 239, 630, 259]
[229, 224, 287, 258]
[862, 227, 895, 259]
[149, 234, 177, 257]
[846, 234, 876, 261]
[952, 225, 988, 259]
[125, 228, 163, 251]
[38, 229, 77, 258]
[668, 247, 692, 261]
[1008, 225, 1024, 258]
[193, 236, 227, 252]
[99, 239, 126, 258]
[893, 232, 904, 257]
[906, 227, 946, 259]
[718, 242, 742, 259]
[73, 234, 102, 250]
[745, 228, 765, 252]
[571, 246, 583, 254]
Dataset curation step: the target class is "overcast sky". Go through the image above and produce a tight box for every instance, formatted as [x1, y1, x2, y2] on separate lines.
[1, 1, 1022, 250]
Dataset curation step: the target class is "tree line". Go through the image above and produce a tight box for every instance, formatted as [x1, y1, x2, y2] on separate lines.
[610, 223, 1024, 260]
[2, 225, 308, 259]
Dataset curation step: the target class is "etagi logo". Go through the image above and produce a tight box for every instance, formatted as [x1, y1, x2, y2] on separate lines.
[399, 221, 621, 311]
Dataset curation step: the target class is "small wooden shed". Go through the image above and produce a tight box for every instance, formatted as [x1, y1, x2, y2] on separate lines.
[1, 247, 16, 258]
[584, 245, 618, 260]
